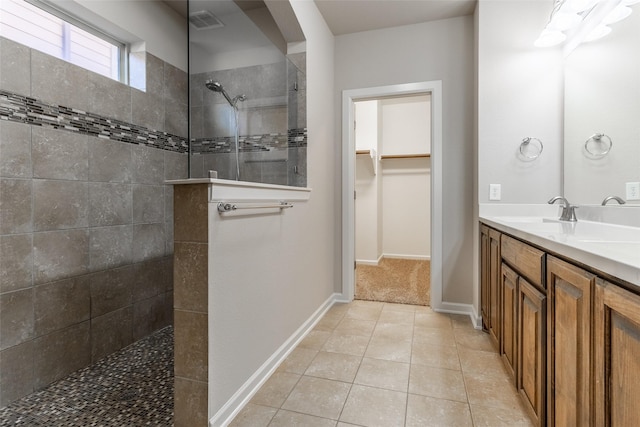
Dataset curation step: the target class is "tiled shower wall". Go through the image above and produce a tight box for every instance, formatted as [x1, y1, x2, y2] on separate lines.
[0, 37, 188, 407]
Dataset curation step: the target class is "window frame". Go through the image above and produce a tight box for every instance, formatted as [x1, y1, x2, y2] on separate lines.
[8, 0, 129, 84]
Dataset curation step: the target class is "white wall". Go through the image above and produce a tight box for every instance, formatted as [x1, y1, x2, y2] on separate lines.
[336, 16, 474, 303]
[207, 0, 337, 423]
[476, 0, 563, 204]
[380, 96, 431, 259]
[355, 101, 380, 262]
[63, 0, 188, 71]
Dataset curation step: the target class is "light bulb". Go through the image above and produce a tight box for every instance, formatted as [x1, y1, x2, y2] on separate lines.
[584, 24, 612, 41]
[603, 5, 632, 23]
[534, 29, 567, 47]
[565, 0, 600, 12]
[548, 11, 583, 31]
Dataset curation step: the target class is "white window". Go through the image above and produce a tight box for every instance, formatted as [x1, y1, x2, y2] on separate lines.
[0, 0, 126, 82]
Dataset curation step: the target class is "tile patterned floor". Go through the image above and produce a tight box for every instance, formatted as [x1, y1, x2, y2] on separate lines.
[230, 301, 533, 427]
[0, 326, 173, 427]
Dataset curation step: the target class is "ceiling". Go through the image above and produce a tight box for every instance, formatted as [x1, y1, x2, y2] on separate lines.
[314, 0, 477, 35]
[164, 0, 477, 36]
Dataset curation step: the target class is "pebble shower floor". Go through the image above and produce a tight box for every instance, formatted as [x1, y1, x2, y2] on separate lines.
[0, 327, 174, 426]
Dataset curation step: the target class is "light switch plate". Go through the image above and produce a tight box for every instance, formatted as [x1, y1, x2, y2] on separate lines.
[626, 182, 640, 200]
[489, 184, 501, 201]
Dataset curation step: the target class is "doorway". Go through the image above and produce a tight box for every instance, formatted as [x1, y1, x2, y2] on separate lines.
[354, 95, 431, 305]
[341, 81, 443, 310]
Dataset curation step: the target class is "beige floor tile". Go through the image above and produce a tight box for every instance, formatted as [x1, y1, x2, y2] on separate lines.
[414, 305, 434, 314]
[281, 376, 351, 420]
[449, 313, 472, 329]
[337, 423, 360, 426]
[322, 332, 370, 356]
[277, 348, 318, 374]
[415, 312, 453, 329]
[315, 314, 344, 332]
[413, 326, 457, 347]
[458, 347, 506, 376]
[269, 409, 338, 427]
[250, 371, 300, 408]
[354, 357, 410, 392]
[464, 370, 523, 410]
[408, 364, 468, 403]
[328, 303, 350, 317]
[371, 322, 414, 341]
[382, 302, 418, 313]
[406, 394, 473, 427]
[471, 403, 534, 426]
[229, 403, 277, 427]
[299, 330, 333, 350]
[304, 351, 362, 382]
[334, 318, 376, 337]
[339, 384, 407, 427]
[378, 309, 415, 325]
[364, 336, 412, 363]
[345, 303, 383, 321]
[411, 341, 461, 370]
[453, 327, 496, 352]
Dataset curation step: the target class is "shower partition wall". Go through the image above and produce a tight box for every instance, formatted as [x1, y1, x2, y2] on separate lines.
[188, 0, 307, 187]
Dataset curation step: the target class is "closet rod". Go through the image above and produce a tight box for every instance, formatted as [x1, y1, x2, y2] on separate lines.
[380, 153, 430, 159]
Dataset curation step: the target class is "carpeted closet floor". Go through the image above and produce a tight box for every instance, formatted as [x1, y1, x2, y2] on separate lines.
[355, 258, 430, 306]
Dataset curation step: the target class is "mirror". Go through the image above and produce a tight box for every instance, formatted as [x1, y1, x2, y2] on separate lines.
[563, 8, 640, 205]
[188, 0, 307, 187]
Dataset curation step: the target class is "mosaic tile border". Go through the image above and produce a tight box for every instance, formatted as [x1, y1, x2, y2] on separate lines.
[191, 127, 307, 154]
[0, 90, 188, 153]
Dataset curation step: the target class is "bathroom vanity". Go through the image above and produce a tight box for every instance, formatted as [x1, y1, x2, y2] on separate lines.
[479, 209, 640, 426]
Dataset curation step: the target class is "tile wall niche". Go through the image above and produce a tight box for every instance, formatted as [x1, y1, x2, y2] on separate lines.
[0, 36, 188, 408]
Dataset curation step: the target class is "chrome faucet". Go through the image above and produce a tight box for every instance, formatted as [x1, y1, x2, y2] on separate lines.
[548, 196, 578, 222]
[601, 195, 626, 206]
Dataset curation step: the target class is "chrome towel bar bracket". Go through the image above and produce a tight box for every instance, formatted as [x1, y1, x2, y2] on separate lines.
[217, 201, 293, 213]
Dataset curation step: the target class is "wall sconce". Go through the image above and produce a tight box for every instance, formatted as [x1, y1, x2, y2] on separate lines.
[535, 0, 639, 52]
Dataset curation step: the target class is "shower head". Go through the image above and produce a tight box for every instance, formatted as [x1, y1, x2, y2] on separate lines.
[205, 79, 234, 107]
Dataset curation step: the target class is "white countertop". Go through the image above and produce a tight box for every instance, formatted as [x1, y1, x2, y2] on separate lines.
[480, 213, 640, 288]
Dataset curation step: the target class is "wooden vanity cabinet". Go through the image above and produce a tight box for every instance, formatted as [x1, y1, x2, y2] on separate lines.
[480, 225, 501, 350]
[500, 262, 518, 379]
[480, 225, 490, 331]
[480, 221, 640, 427]
[518, 277, 546, 426]
[546, 256, 595, 427]
[595, 279, 640, 426]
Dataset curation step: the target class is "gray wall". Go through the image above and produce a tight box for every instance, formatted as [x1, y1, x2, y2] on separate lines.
[335, 16, 475, 304]
[0, 37, 188, 407]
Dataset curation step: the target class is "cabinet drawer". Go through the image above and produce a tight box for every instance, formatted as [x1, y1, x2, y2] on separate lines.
[501, 235, 545, 289]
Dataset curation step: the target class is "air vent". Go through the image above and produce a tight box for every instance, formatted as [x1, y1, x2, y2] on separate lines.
[189, 10, 224, 30]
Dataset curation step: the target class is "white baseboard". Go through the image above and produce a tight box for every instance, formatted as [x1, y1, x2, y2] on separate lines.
[432, 302, 482, 330]
[209, 293, 341, 427]
[355, 258, 380, 266]
[383, 253, 431, 261]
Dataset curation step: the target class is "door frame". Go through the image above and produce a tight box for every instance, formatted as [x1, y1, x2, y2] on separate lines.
[341, 81, 443, 309]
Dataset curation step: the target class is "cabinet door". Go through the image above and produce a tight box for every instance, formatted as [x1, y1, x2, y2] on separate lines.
[481, 225, 490, 330]
[595, 279, 640, 426]
[518, 278, 546, 427]
[547, 256, 595, 427]
[488, 228, 501, 350]
[501, 262, 518, 381]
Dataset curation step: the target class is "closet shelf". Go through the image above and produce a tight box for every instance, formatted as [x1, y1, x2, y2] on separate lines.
[356, 148, 377, 174]
[380, 153, 430, 159]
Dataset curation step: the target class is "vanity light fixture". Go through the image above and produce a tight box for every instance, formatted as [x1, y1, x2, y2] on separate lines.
[535, 0, 637, 50]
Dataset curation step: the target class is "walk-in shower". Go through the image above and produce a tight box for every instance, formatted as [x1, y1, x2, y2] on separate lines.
[205, 79, 246, 180]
